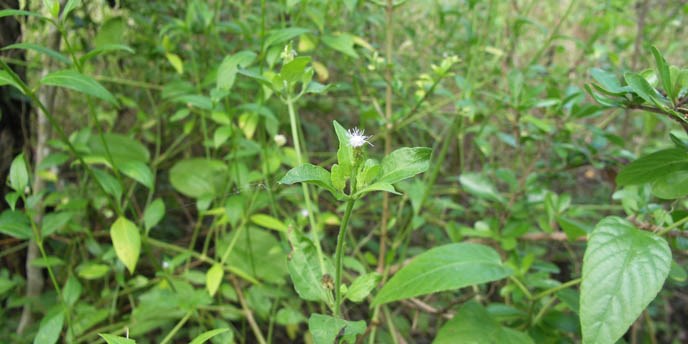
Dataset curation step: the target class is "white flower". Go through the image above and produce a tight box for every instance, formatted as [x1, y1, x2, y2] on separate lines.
[300, 209, 309, 217]
[346, 128, 373, 148]
[274, 134, 287, 147]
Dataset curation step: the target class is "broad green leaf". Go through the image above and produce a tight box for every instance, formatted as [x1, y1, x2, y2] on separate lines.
[110, 217, 141, 274]
[169, 159, 228, 199]
[279, 163, 339, 197]
[92, 169, 123, 202]
[33, 307, 64, 344]
[580, 217, 671, 344]
[651, 170, 688, 199]
[99, 333, 136, 344]
[77, 263, 110, 279]
[0, 210, 32, 240]
[9, 153, 29, 192]
[224, 227, 288, 284]
[280, 56, 311, 84]
[308, 313, 366, 344]
[433, 302, 534, 344]
[378, 147, 432, 185]
[459, 172, 505, 203]
[206, 263, 224, 296]
[88, 132, 150, 166]
[374, 243, 512, 305]
[346, 272, 380, 303]
[624, 72, 665, 107]
[616, 148, 688, 186]
[119, 160, 154, 189]
[189, 328, 230, 344]
[651, 46, 674, 102]
[250, 214, 288, 232]
[321, 33, 359, 58]
[143, 198, 165, 232]
[41, 70, 118, 105]
[264, 27, 310, 48]
[2, 43, 71, 65]
[333, 120, 354, 173]
[287, 231, 329, 303]
[217, 50, 256, 91]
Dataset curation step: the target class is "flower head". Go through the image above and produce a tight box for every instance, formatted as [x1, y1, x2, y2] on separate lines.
[346, 128, 373, 148]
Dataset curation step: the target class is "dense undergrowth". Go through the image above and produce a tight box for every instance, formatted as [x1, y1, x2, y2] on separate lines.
[1, 1, 687, 343]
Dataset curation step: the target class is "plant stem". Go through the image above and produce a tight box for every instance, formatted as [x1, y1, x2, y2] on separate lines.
[533, 278, 581, 300]
[286, 95, 326, 274]
[160, 310, 192, 344]
[334, 198, 356, 317]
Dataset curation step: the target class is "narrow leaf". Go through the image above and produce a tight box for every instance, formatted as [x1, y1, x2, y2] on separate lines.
[41, 70, 118, 105]
[189, 328, 230, 344]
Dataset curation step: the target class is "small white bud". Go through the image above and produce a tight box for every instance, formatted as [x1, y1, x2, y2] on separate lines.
[274, 134, 287, 147]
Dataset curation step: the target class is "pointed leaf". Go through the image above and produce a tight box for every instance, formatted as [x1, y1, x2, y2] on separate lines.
[434, 302, 534, 344]
[308, 313, 366, 344]
[651, 46, 674, 102]
[374, 243, 512, 305]
[279, 163, 338, 196]
[0, 210, 32, 240]
[251, 214, 288, 232]
[346, 272, 380, 303]
[287, 232, 328, 303]
[110, 217, 141, 274]
[143, 198, 165, 232]
[206, 263, 224, 296]
[624, 72, 665, 107]
[99, 333, 136, 344]
[169, 159, 228, 199]
[616, 148, 688, 186]
[41, 70, 118, 105]
[580, 217, 671, 344]
[33, 308, 64, 344]
[189, 328, 230, 344]
[119, 160, 153, 189]
[9, 153, 29, 192]
[378, 147, 431, 185]
[333, 120, 354, 172]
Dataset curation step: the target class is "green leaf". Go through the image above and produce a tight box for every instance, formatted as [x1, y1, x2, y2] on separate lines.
[624, 72, 665, 107]
[80, 44, 135, 64]
[143, 198, 165, 232]
[616, 148, 688, 186]
[287, 231, 329, 303]
[189, 328, 230, 344]
[331, 164, 347, 193]
[378, 147, 432, 185]
[373, 243, 512, 305]
[165, 53, 184, 74]
[308, 313, 366, 344]
[206, 263, 224, 296]
[30, 256, 65, 268]
[459, 172, 505, 203]
[224, 227, 287, 284]
[279, 163, 339, 197]
[580, 217, 671, 344]
[433, 301, 534, 344]
[88, 133, 150, 166]
[669, 260, 687, 282]
[41, 70, 118, 105]
[33, 307, 64, 344]
[99, 333, 136, 344]
[2, 43, 71, 65]
[9, 153, 29, 192]
[61, 0, 81, 20]
[169, 159, 228, 199]
[346, 272, 380, 303]
[264, 27, 310, 48]
[354, 182, 399, 197]
[280, 56, 311, 84]
[651, 170, 688, 199]
[0, 69, 24, 93]
[77, 263, 110, 279]
[0, 9, 46, 19]
[42, 212, 72, 237]
[321, 33, 359, 58]
[92, 169, 123, 202]
[589, 68, 629, 95]
[62, 275, 82, 307]
[217, 50, 256, 91]
[651, 46, 674, 102]
[0, 210, 32, 240]
[251, 214, 288, 232]
[119, 160, 154, 189]
[110, 217, 141, 274]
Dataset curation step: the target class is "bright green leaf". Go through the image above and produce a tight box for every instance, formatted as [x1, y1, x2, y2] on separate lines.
[2, 43, 70, 65]
[280, 56, 311, 84]
[346, 272, 380, 303]
[580, 217, 671, 344]
[217, 50, 256, 91]
[322, 33, 359, 58]
[77, 263, 110, 279]
[99, 333, 136, 344]
[279, 163, 339, 197]
[165, 53, 184, 74]
[624, 72, 665, 107]
[651, 46, 674, 102]
[169, 159, 228, 199]
[333, 120, 353, 173]
[9, 153, 29, 192]
[206, 263, 224, 296]
[189, 328, 230, 344]
[110, 217, 141, 274]
[286, 231, 329, 303]
[33, 308, 64, 344]
[616, 148, 688, 186]
[459, 172, 505, 203]
[374, 243, 512, 305]
[251, 214, 288, 232]
[119, 160, 154, 189]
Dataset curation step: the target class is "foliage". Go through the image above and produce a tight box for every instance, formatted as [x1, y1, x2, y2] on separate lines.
[1, 0, 687, 343]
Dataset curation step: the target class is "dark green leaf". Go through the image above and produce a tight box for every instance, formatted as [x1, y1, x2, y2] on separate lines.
[92, 169, 122, 202]
[169, 159, 228, 199]
[119, 160, 154, 189]
[287, 231, 329, 303]
[80, 44, 135, 64]
[308, 313, 366, 344]
[0, 210, 32, 240]
[651, 170, 688, 199]
[651, 46, 674, 102]
[2, 43, 71, 65]
[616, 148, 688, 186]
[580, 217, 671, 344]
[279, 163, 339, 197]
[374, 243, 512, 305]
[143, 198, 165, 232]
[433, 302, 534, 344]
